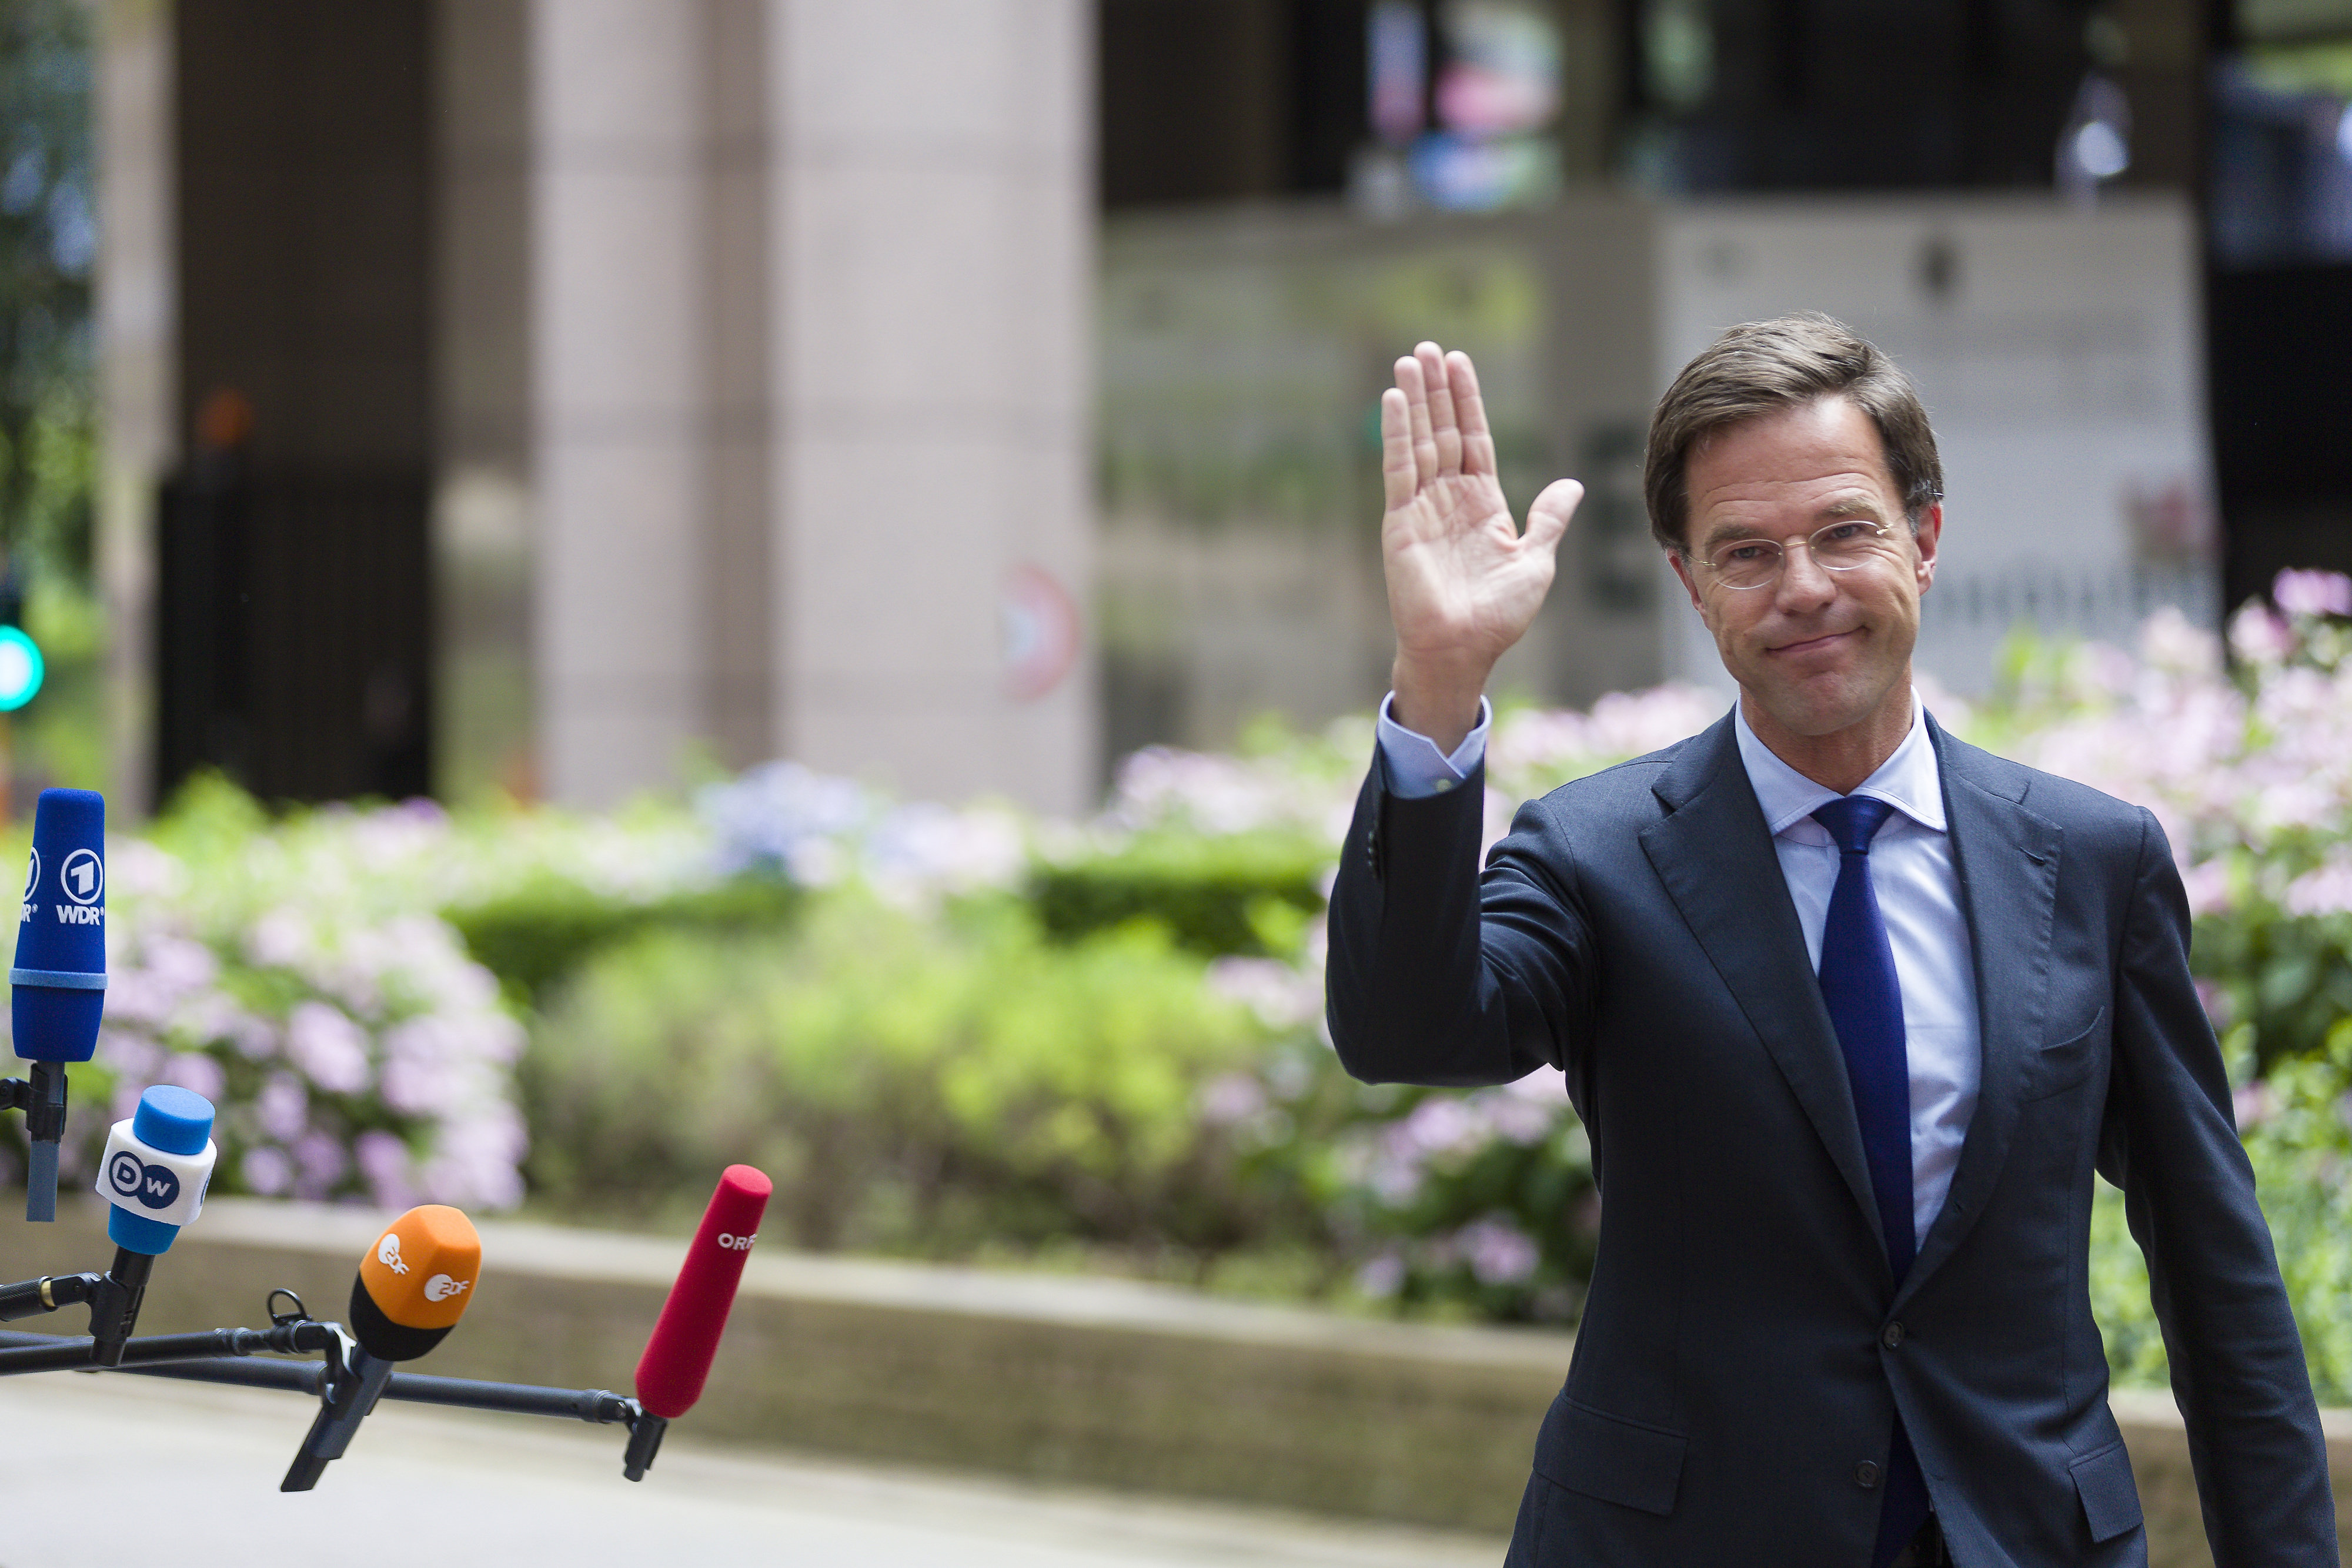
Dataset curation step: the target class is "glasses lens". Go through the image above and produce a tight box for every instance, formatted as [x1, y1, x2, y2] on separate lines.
[1813, 521, 1887, 570]
[1709, 542, 1779, 589]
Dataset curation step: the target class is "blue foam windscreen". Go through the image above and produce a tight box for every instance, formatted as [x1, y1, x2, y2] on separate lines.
[13, 787, 106, 1064]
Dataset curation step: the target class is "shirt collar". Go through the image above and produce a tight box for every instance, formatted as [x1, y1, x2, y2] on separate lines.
[1732, 691, 1947, 838]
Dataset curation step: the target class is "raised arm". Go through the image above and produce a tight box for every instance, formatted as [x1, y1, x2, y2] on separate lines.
[1381, 342, 1583, 749]
[1325, 346, 1595, 1088]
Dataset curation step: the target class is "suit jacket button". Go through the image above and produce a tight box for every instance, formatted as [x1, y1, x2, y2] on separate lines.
[1855, 1460, 1882, 1489]
[1882, 1322, 1905, 1349]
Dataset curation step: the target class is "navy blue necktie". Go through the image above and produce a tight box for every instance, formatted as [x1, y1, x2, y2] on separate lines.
[1811, 795, 1929, 1568]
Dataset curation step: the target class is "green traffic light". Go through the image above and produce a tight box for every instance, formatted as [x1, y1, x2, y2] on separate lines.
[0, 626, 44, 711]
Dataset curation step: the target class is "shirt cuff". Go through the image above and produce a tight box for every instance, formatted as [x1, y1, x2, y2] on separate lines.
[1376, 693, 1491, 799]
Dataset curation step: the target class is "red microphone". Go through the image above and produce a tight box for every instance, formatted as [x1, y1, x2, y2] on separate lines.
[622, 1164, 770, 1478]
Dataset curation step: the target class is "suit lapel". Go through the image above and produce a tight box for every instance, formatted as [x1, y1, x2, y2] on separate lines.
[1641, 715, 1884, 1255]
[1897, 719, 2062, 1304]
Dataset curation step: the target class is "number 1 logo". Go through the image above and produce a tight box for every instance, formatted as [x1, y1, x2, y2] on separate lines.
[59, 849, 100, 906]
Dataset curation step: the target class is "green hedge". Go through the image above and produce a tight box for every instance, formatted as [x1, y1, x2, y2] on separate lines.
[1027, 830, 1328, 956]
[445, 875, 801, 1006]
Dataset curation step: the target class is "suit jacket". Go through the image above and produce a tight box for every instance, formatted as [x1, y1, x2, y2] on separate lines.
[1324, 710, 2337, 1567]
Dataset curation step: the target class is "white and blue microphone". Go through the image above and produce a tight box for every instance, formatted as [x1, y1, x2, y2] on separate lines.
[98, 1085, 216, 1253]
[11, 787, 107, 1221]
[87, 1086, 215, 1365]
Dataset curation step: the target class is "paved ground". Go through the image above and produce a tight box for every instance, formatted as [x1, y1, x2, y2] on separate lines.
[0, 1369, 1507, 1566]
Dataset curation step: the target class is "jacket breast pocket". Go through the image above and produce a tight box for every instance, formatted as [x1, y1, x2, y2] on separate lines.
[1531, 1396, 1687, 1516]
[2023, 1005, 2109, 1101]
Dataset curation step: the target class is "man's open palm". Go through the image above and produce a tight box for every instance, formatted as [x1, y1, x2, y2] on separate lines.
[1381, 342, 1582, 743]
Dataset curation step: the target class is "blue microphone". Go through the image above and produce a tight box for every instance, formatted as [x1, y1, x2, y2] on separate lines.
[10, 787, 105, 1221]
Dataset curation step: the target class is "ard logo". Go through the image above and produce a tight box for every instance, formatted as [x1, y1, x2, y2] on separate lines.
[60, 848, 101, 905]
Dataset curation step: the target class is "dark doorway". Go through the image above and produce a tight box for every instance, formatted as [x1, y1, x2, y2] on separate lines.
[157, 0, 435, 807]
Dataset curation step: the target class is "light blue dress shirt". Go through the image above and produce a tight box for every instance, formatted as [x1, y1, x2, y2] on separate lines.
[1377, 692, 1983, 1248]
[1374, 693, 1491, 796]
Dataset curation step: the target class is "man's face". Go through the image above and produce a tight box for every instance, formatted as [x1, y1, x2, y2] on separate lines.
[1667, 396, 1940, 743]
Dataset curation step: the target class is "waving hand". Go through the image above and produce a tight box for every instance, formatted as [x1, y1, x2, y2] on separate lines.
[1381, 342, 1583, 749]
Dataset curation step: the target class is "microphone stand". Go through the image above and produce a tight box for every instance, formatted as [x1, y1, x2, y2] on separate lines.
[0, 1318, 341, 1373]
[0, 1312, 669, 1482]
[0, 1059, 68, 1221]
[279, 1338, 396, 1492]
[0, 1243, 171, 1370]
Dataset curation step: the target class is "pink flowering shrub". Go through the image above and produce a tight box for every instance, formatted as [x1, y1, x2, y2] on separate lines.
[22, 777, 727, 1212]
[55, 787, 535, 1210]
[1337, 1071, 1598, 1320]
[699, 760, 1027, 906]
[42, 763, 1054, 1221]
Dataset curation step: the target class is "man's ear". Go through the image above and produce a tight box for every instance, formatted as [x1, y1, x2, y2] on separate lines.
[1912, 501, 1943, 593]
[1668, 551, 1706, 613]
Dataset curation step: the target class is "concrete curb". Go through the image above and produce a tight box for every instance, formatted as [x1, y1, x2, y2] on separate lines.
[0, 1199, 2341, 1560]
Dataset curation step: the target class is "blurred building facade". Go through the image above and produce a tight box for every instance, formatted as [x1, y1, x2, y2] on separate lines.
[1096, 0, 2252, 759]
[94, 0, 2352, 807]
[1102, 193, 2209, 745]
[98, 0, 1094, 815]
[2205, 0, 2352, 607]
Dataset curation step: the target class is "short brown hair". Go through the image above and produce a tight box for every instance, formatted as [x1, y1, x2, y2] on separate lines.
[1642, 312, 1942, 554]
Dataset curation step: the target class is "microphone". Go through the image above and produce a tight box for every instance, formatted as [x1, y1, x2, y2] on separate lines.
[624, 1164, 771, 1479]
[89, 1085, 217, 1365]
[282, 1205, 481, 1492]
[11, 787, 106, 1221]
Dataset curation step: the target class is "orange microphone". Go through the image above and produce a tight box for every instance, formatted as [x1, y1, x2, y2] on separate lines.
[283, 1206, 482, 1491]
[351, 1204, 481, 1361]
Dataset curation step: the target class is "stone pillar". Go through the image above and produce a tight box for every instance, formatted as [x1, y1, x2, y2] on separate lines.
[766, 0, 1096, 815]
[698, 0, 775, 774]
[532, 0, 1094, 813]
[435, 0, 536, 804]
[96, 0, 177, 817]
[530, 1, 715, 805]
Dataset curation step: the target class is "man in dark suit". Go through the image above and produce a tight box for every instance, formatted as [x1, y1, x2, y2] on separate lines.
[1324, 315, 2337, 1567]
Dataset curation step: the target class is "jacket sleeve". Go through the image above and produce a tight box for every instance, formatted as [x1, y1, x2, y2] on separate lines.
[2097, 807, 2338, 1566]
[1323, 750, 1595, 1088]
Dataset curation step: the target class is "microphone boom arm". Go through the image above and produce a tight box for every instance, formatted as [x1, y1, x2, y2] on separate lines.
[0, 1319, 670, 1482]
[0, 1241, 188, 1370]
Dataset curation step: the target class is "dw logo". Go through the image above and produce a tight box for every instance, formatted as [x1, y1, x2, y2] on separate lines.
[108, 1149, 181, 1211]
